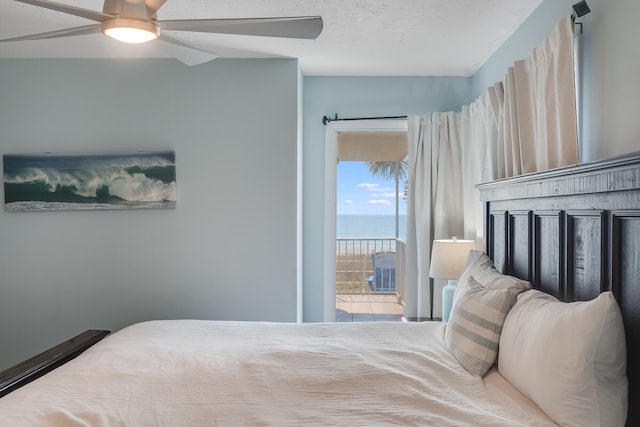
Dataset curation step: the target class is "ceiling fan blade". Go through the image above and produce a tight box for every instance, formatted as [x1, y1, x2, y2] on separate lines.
[14, 0, 113, 22]
[145, 0, 167, 16]
[159, 16, 323, 40]
[0, 24, 102, 42]
[159, 33, 216, 54]
[158, 33, 218, 66]
[102, 0, 166, 19]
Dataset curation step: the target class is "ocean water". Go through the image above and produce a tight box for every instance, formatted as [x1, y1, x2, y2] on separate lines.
[3, 152, 176, 212]
[337, 215, 407, 240]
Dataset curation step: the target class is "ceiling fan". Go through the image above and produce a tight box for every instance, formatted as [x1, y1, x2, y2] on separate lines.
[0, 0, 323, 65]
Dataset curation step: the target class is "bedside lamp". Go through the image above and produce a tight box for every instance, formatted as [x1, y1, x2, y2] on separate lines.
[429, 237, 476, 322]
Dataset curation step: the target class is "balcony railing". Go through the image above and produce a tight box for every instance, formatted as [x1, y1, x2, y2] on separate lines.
[336, 238, 406, 303]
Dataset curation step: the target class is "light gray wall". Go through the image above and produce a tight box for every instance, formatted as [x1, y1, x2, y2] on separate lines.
[471, 0, 640, 162]
[0, 58, 300, 370]
[301, 77, 472, 322]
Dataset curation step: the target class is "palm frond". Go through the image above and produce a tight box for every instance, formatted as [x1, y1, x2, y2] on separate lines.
[365, 160, 407, 182]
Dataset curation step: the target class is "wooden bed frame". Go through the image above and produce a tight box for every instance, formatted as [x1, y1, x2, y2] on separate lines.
[0, 330, 110, 398]
[477, 152, 640, 426]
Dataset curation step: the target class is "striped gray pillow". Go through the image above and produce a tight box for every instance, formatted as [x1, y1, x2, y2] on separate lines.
[444, 276, 521, 377]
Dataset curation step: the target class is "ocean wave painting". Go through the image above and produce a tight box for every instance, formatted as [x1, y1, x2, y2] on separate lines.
[3, 151, 176, 212]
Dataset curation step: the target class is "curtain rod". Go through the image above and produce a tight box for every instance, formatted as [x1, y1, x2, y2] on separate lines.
[322, 114, 407, 126]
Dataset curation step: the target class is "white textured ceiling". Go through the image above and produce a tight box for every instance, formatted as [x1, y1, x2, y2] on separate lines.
[0, 0, 545, 76]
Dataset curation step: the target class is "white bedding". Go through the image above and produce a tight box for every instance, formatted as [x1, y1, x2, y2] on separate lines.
[0, 320, 557, 426]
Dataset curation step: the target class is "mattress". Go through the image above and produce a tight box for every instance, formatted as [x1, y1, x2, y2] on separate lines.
[0, 320, 556, 426]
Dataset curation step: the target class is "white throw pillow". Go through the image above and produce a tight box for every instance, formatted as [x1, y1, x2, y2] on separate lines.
[498, 290, 628, 427]
[455, 251, 531, 302]
[444, 277, 522, 377]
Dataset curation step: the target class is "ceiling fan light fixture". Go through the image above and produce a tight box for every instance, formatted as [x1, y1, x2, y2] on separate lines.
[102, 18, 159, 44]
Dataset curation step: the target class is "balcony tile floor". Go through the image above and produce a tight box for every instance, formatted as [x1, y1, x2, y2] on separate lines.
[336, 294, 404, 322]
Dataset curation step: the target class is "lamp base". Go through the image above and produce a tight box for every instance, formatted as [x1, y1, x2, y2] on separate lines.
[442, 279, 458, 322]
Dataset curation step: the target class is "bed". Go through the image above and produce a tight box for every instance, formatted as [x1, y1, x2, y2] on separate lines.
[0, 153, 638, 426]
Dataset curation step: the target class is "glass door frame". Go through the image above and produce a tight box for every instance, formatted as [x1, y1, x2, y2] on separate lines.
[323, 118, 408, 321]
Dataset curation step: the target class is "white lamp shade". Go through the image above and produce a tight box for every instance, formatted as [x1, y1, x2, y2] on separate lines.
[429, 239, 476, 280]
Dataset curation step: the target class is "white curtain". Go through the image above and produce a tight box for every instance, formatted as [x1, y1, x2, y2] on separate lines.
[515, 16, 578, 172]
[404, 17, 578, 319]
[405, 112, 464, 320]
[462, 16, 578, 181]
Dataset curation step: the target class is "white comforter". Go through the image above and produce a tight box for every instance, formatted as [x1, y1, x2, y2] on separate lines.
[0, 320, 556, 426]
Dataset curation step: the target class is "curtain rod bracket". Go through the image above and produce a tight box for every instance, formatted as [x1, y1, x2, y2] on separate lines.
[322, 114, 339, 125]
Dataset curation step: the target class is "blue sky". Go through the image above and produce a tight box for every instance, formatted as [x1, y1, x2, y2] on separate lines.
[337, 161, 407, 216]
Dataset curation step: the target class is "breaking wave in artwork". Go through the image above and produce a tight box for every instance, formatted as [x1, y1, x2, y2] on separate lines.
[3, 152, 177, 211]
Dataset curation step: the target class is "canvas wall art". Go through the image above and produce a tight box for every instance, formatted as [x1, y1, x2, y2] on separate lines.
[3, 151, 176, 212]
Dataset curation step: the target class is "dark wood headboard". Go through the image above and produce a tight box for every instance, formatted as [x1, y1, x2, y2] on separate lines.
[477, 152, 640, 426]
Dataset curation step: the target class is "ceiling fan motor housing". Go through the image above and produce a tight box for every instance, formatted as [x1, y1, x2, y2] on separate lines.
[102, 0, 161, 20]
[102, 18, 160, 43]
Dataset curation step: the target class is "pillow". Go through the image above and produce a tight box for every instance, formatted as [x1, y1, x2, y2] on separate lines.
[454, 251, 531, 303]
[444, 276, 522, 377]
[498, 290, 628, 427]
